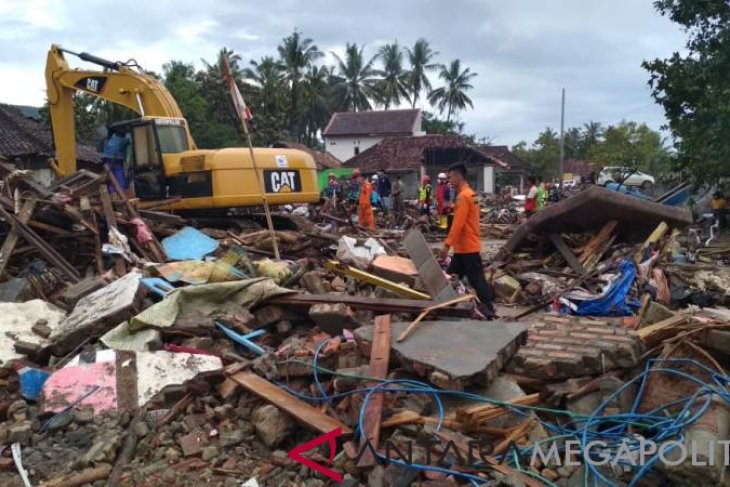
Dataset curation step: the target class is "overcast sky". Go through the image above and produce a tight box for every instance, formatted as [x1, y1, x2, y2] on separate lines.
[0, 0, 687, 147]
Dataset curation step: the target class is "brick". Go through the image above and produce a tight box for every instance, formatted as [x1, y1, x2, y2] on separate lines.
[178, 428, 209, 457]
[309, 303, 359, 336]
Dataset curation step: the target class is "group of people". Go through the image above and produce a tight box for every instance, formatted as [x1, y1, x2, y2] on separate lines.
[524, 176, 560, 217]
[417, 173, 457, 230]
[323, 164, 496, 317]
[324, 169, 406, 230]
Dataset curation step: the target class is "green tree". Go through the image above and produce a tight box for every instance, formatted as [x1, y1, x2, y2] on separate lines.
[405, 39, 440, 108]
[243, 56, 288, 145]
[163, 61, 211, 146]
[300, 65, 333, 147]
[585, 121, 671, 176]
[512, 128, 560, 177]
[374, 42, 410, 109]
[427, 59, 477, 122]
[197, 48, 246, 147]
[330, 43, 379, 111]
[421, 110, 463, 135]
[562, 127, 583, 160]
[643, 0, 730, 185]
[277, 30, 323, 138]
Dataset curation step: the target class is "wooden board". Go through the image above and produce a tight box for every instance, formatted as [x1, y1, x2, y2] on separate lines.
[548, 233, 585, 275]
[267, 293, 472, 318]
[579, 220, 617, 266]
[229, 371, 352, 435]
[0, 198, 36, 276]
[357, 314, 391, 467]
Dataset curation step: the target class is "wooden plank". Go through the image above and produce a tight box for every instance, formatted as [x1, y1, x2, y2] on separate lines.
[358, 315, 391, 468]
[0, 198, 36, 276]
[579, 220, 617, 265]
[638, 313, 688, 344]
[267, 293, 473, 318]
[325, 260, 430, 300]
[0, 206, 80, 282]
[634, 221, 669, 265]
[139, 209, 185, 225]
[229, 371, 352, 435]
[548, 233, 585, 275]
[105, 167, 167, 262]
[99, 185, 118, 230]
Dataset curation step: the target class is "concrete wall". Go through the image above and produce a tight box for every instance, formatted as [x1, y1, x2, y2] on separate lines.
[483, 165, 494, 194]
[324, 135, 383, 162]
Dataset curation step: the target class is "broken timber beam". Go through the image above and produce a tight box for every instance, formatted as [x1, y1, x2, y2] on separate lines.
[105, 167, 167, 262]
[266, 293, 473, 317]
[0, 205, 80, 282]
[228, 371, 352, 435]
[548, 233, 585, 275]
[0, 198, 37, 276]
[634, 221, 668, 265]
[579, 220, 617, 266]
[358, 315, 391, 468]
[324, 260, 430, 300]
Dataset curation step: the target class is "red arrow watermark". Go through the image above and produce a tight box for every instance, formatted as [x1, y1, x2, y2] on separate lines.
[288, 427, 343, 482]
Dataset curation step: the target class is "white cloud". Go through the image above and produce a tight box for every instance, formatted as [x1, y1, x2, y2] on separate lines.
[0, 0, 688, 145]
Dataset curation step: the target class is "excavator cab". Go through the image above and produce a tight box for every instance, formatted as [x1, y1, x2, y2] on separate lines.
[106, 117, 191, 200]
[127, 118, 189, 200]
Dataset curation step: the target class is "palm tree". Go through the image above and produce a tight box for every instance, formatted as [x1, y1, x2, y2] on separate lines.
[583, 121, 604, 145]
[300, 65, 333, 146]
[243, 56, 286, 118]
[277, 30, 323, 136]
[405, 39, 440, 109]
[330, 43, 379, 112]
[374, 42, 410, 109]
[427, 59, 477, 122]
[199, 48, 247, 129]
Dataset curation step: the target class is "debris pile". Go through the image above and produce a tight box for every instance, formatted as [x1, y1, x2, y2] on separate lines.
[2, 166, 730, 486]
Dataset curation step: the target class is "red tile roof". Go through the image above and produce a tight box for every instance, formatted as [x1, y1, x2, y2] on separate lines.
[0, 104, 100, 164]
[342, 134, 509, 172]
[273, 141, 342, 170]
[480, 145, 530, 172]
[323, 109, 421, 137]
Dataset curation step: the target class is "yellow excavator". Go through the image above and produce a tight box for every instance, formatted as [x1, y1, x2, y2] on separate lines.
[45, 44, 319, 211]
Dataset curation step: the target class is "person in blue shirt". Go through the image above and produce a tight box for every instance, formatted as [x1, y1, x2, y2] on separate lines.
[102, 128, 130, 195]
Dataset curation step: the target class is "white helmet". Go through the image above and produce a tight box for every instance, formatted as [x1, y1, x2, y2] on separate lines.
[438, 172, 447, 180]
[371, 175, 379, 181]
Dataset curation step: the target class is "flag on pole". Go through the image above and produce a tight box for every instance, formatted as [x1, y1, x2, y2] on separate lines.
[222, 53, 252, 121]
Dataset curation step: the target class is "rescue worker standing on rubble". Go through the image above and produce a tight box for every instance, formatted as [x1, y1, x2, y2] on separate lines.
[391, 174, 405, 227]
[436, 172, 455, 230]
[712, 191, 728, 231]
[347, 169, 362, 218]
[419, 175, 433, 222]
[356, 170, 376, 230]
[440, 163, 496, 318]
[102, 127, 130, 196]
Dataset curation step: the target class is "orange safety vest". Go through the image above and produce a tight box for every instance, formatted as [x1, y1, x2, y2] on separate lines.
[445, 184, 481, 254]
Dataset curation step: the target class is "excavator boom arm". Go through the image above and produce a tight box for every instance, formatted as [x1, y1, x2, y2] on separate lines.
[45, 44, 195, 176]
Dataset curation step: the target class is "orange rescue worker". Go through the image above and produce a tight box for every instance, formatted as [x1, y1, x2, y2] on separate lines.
[356, 170, 376, 230]
[439, 163, 495, 318]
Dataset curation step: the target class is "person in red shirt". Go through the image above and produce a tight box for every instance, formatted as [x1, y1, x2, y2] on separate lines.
[524, 176, 538, 217]
[439, 163, 495, 318]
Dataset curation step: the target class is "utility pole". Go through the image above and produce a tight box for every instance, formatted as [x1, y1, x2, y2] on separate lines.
[559, 88, 566, 190]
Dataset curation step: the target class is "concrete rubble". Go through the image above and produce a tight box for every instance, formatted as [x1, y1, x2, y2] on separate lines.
[0, 163, 729, 485]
